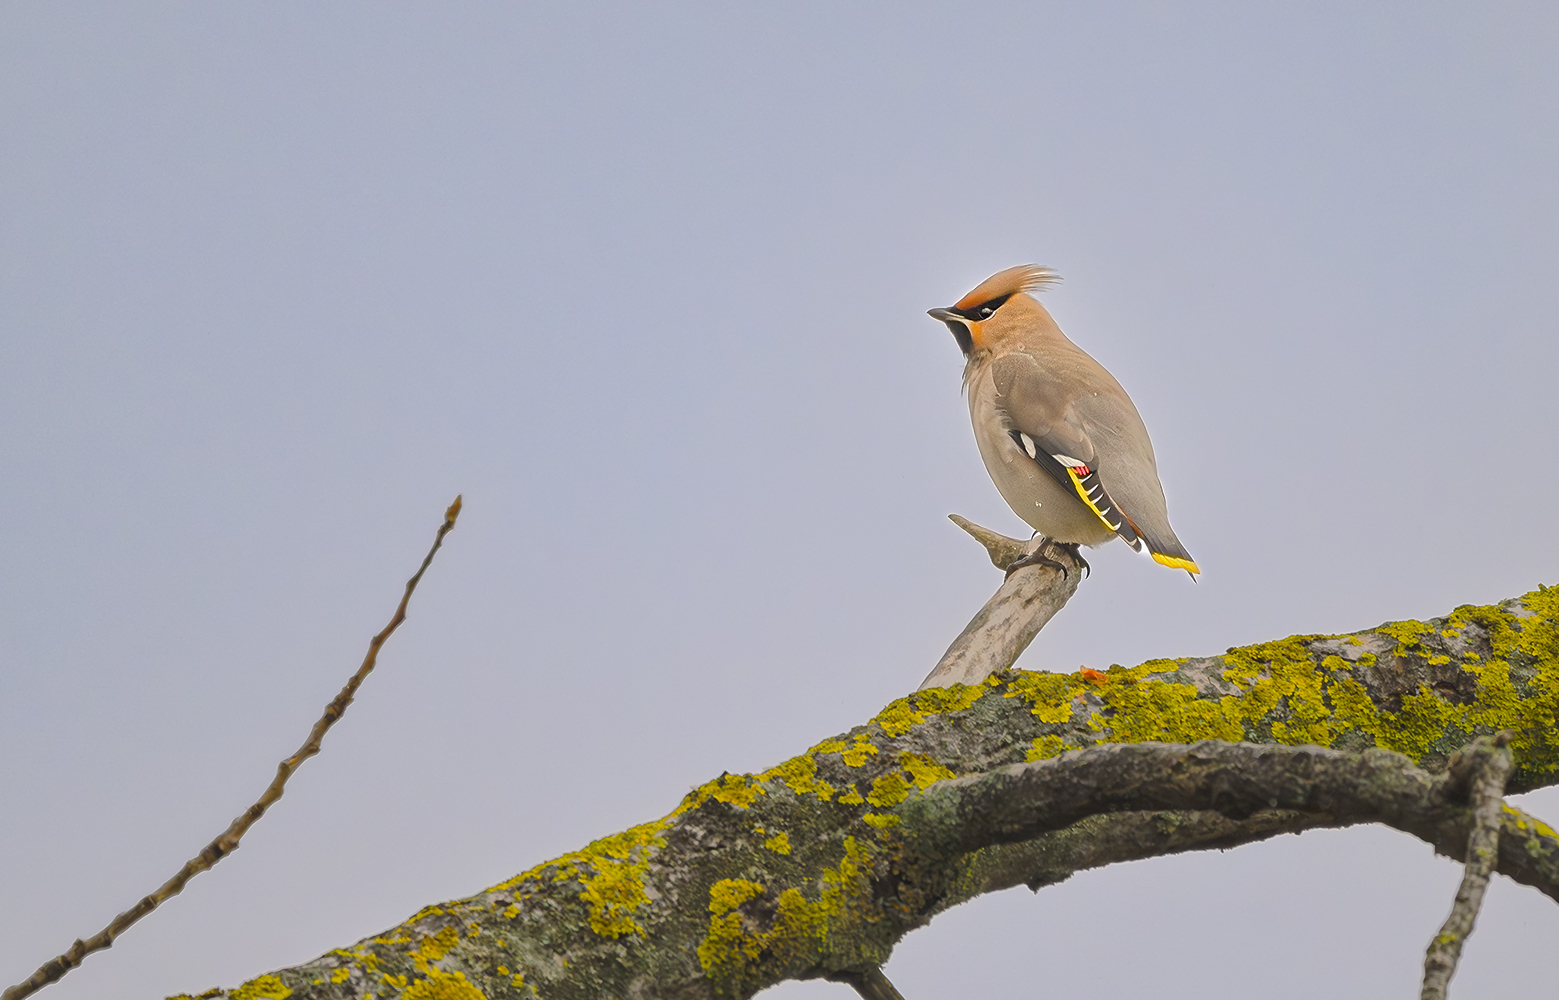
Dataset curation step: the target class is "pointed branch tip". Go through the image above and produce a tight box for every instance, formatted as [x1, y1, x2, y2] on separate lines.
[948, 514, 1031, 570]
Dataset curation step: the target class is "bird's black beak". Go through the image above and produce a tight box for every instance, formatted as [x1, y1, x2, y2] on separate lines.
[928, 307, 974, 356]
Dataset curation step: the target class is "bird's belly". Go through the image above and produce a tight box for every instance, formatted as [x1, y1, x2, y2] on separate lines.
[973, 419, 1116, 546]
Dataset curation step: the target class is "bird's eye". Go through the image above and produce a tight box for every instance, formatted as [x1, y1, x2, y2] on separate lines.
[972, 294, 1012, 320]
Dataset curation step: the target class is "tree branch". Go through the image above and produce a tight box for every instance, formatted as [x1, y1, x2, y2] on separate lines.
[826, 966, 906, 1000]
[161, 581, 1559, 1000]
[896, 740, 1548, 892]
[918, 517, 1082, 690]
[1421, 732, 1515, 999]
[2, 496, 463, 1000]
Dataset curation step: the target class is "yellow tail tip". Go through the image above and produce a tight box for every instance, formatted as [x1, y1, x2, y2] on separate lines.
[1151, 552, 1200, 575]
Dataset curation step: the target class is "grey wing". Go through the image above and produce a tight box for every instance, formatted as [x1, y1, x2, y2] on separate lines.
[1070, 371, 1199, 573]
[990, 354, 1146, 551]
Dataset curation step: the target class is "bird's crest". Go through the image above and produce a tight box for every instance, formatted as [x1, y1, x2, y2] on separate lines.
[953, 264, 1059, 311]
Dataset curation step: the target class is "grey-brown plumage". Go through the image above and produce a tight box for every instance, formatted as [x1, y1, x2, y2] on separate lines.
[929, 264, 1199, 576]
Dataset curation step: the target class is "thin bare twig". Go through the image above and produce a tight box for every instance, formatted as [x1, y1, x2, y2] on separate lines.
[1421, 731, 1514, 1000]
[2, 496, 463, 1000]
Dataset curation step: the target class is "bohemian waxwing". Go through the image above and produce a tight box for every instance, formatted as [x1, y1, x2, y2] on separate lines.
[928, 265, 1199, 578]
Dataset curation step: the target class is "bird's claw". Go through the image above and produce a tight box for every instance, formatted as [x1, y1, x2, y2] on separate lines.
[1004, 547, 1069, 580]
[1004, 541, 1090, 581]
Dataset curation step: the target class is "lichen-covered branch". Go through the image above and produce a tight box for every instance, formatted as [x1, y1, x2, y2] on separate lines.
[1, 497, 463, 1000]
[895, 738, 1551, 896]
[176, 584, 1559, 1000]
[1421, 734, 1515, 999]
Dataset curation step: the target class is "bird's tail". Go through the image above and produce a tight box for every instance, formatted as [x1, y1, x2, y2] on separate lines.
[1121, 513, 1199, 577]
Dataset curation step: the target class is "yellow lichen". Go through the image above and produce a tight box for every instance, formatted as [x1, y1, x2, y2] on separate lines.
[1505, 804, 1559, 840]
[865, 771, 911, 808]
[229, 976, 291, 1000]
[997, 586, 1559, 781]
[698, 879, 770, 972]
[872, 684, 986, 737]
[401, 968, 488, 1000]
[409, 927, 460, 973]
[696, 839, 872, 996]
[409, 904, 448, 922]
[757, 753, 837, 801]
[838, 736, 880, 767]
[487, 821, 669, 940]
[572, 826, 663, 938]
[864, 752, 955, 808]
[1026, 733, 1068, 761]
[1004, 670, 1087, 724]
[1377, 619, 1438, 650]
[700, 773, 766, 809]
[901, 753, 956, 790]
[764, 831, 792, 855]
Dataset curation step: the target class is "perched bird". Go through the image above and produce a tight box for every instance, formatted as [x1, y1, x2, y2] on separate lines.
[928, 265, 1199, 578]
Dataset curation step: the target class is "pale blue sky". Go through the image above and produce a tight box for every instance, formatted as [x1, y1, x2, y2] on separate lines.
[4, 4, 1558, 997]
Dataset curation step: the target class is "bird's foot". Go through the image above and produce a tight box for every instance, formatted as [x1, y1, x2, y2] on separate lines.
[1004, 542, 1068, 579]
[1004, 540, 1090, 580]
